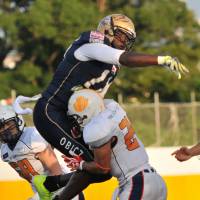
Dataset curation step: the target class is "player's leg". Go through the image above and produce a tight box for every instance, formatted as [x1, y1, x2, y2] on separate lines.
[43, 173, 74, 192]
[141, 168, 167, 200]
[119, 169, 167, 200]
[118, 171, 144, 200]
[33, 98, 93, 161]
[56, 171, 112, 200]
[33, 98, 111, 199]
[33, 164, 111, 199]
[52, 182, 85, 200]
[33, 98, 93, 198]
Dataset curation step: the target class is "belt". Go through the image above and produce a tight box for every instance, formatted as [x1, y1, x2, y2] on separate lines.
[143, 167, 156, 173]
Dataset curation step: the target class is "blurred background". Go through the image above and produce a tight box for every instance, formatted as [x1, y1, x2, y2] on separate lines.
[0, 0, 200, 199]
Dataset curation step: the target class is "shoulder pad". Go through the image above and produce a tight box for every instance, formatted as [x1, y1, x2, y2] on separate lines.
[75, 31, 111, 46]
[89, 31, 105, 44]
[83, 114, 115, 148]
[104, 99, 118, 107]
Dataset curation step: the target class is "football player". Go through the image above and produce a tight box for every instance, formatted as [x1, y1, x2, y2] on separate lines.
[32, 14, 188, 199]
[56, 89, 167, 199]
[0, 105, 84, 200]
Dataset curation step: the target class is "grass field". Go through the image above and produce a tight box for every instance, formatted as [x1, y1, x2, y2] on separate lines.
[21, 101, 200, 147]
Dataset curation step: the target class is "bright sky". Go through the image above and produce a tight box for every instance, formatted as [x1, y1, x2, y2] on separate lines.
[186, 0, 200, 19]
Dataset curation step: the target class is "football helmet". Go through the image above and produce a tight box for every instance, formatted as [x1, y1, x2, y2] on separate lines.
[68, 89, 105, 128]
[0, 106, 25, 144]
[97, 14, 136, 50]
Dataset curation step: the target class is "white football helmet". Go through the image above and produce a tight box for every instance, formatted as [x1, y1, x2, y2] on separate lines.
[0, 106, 25, 144]
[68, 89, 105, 127]
[97, 14, 136, 50]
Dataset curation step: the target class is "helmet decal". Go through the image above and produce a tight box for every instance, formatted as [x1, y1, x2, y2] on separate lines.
[73, 96, 89, 113]
[68, 89, 105, 127]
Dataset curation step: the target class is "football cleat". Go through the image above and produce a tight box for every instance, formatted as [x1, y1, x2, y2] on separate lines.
[33, 175, 52, 200]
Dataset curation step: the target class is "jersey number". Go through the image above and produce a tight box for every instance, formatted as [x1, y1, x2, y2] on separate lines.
[9, 159, 38, 182]
[119, 116, 140, 151]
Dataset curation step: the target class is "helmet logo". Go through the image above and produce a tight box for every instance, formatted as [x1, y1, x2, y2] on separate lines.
[73, 96, 89, 112]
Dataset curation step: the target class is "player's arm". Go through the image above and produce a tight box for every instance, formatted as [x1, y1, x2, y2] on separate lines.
[120, 52, 188, 78]
[36, 144, 63, 175]
[188, 143, 200, 156]
[172, 143, 200, 162]
[119, 52, 158, 67]
[75, 43, 188, 79]
[63, 140, 112, 174]
[120, 52, 189, 79]
[82, 141, 112, 174]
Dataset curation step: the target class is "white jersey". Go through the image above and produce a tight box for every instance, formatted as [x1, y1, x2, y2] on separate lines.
[0, 127, 81, 200]
[1, 127, 51, 194]
[83, 100, 149, 186]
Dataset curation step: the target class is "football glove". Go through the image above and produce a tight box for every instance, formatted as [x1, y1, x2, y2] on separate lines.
[62, 155, 85, 171]
[158, 56, 189, 79]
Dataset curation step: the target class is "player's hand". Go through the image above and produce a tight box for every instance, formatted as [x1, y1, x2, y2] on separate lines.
[171, 147, 192, 162]
[62, 155, 84, 171]
[158, 56, 189, 79]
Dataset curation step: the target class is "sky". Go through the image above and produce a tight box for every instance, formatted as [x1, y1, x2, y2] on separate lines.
[186, 0, 200, 19]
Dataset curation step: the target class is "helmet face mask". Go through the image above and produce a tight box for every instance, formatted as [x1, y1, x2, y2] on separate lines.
[113, 28, 136, 51]
[0, 118, 22, 144]
[68, 113, 87, 129]
[97, 14, 136, 51]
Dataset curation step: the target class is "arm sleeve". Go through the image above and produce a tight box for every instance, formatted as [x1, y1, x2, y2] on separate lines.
[74, 43, 124, 66]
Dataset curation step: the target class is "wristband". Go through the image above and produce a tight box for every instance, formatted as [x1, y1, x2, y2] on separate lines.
[79, 160, 85, 170]
[157, 56, 165, 65]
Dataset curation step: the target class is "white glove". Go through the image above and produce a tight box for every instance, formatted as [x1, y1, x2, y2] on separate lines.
[158, 56, 189, 79]
[12, 94, 41, 115]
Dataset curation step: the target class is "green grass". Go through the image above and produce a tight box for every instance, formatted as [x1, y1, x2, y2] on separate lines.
[21, 102, 200, 147]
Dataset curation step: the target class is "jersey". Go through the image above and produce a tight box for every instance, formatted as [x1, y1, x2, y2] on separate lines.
[0, 127, 49, 191]
[42, 31, 121, 109]
[83, 100, 149, 186]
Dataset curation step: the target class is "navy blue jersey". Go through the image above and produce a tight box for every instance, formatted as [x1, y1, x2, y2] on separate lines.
[42, 31, 120, 109]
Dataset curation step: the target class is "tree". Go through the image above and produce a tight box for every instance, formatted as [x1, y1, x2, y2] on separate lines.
[106, 0, 200, 102]
[0, 0, 100, 98]
[0, 0, 200, 102]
